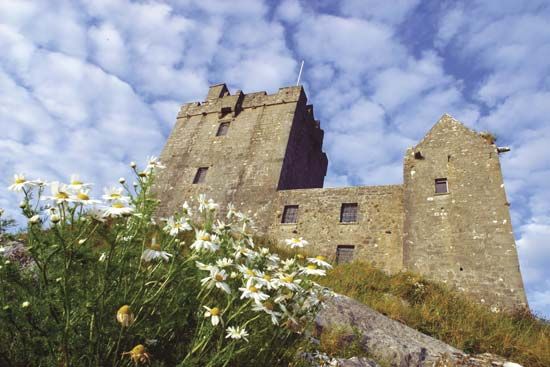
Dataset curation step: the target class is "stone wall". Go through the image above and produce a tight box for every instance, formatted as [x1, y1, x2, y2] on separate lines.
[268, 185, 404, 273]
[403, 115, 527, 309]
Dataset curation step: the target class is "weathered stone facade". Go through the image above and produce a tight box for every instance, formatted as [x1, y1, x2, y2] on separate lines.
[156, 83, 527, 310]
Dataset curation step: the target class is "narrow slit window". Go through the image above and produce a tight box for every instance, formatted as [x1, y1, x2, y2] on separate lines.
[281, 205, 299, 224]
[193, 167, 208, 184]
[216, 122, 230, 136]
[435, 178, 448, 194]
[336, 245, 355, 264]
[340, 203, 358, 223]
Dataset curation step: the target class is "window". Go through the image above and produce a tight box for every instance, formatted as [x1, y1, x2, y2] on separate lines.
[340, 203, 358, 223]
[336, 245, 355, 264]
[281, 205, 299, 224]
[435, 178, 448, 194]
[193, 167, 208, 184]
[216, 122, 230, 136]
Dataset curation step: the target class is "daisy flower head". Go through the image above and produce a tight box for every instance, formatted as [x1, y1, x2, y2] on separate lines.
[47, 182, 71, 204]
[103, 201, 134, 218]
[285, 237, 309, 249]
[308, 255, 332, 269]
[195, 261, 218, 272]
[163, 216, 192, 236]
[181, 201, 192, 217]
[300, 264, 326, 277]
[239, 281, 269, 303]
[68, 174, 91, 190]
[122, 344, 150, 365]
[252, 301, 282, 325]
[86, 207, 106, 222]
[201, 268, 231, 294]
[146, 155, 165, 171]
[102, 186, 130, 202]
[198, 194, 219, 212]
[190, 230, 219, 252]
[203, 306, 222, 326]
[141, 237, 173, 262]
[8, 174, 30, 192]
[70, 189, 100, 205]
[225, 326, 249, 342]
[277, 272, 301, 291]
[216, 257, 234, 268]
[226, 202, 236, 219]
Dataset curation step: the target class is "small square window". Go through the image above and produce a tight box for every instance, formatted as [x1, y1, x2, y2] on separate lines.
[340, 203, 358, 223]
[193, 167, 208, 184]
[216, 122, 230, 136]
[435, 178, 448, 194]
[281, 205, 299, 224]
[336, 245, 355, 264]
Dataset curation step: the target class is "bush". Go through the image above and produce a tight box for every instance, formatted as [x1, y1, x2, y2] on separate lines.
[0, 160, 332, 366]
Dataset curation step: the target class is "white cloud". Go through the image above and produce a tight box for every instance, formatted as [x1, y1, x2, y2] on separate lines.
[340, 0, 420, 25]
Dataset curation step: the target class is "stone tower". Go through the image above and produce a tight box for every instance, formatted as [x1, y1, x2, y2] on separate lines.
[156, 84, 527, 310]
[402, 115, 527, 308]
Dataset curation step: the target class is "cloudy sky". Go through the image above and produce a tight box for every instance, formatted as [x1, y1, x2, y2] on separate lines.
[1, 0, 549, 317]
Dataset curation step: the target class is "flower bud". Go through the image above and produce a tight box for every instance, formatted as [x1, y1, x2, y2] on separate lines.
[119, 177, 126, 184]
[130, 161, 137, 168]
[19, 201, 26, 209]
[29, 215, 40, 224]
[21, 301, 30, 308]
[116, 305, 135, 327]
[78, 239, 86, 245]
[51, 214, 61, 223]
[133, 182, 138, 188]
[0, 208, 4, 217]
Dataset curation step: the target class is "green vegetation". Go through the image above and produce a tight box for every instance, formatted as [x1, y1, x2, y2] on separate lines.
[318, 261, 550, 367]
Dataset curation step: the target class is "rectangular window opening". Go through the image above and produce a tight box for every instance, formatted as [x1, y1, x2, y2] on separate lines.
[340, 203, 358, 223]
[281, 205, 299, 224]
[216, 122, 230, 136]
[336, 245, 355, 264]
[193, 167, 209, 184]
[435, 178, 448, 194]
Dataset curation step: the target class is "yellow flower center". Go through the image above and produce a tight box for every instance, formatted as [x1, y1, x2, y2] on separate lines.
[297, 254, 305, 259]
[110, 193, 121, 199]
[263, 274, 271, 281]
[150, 242, 161, 251]
[77, 192, 89, 201]
[200, 234, 210, 241]
[249, 285, 258, 293]
[112, 203, 125, 208]
[315, 255, 326, 261]
[263, 301, 274, 311]
[307, 264, 317, 270]
[71, 180, 83, 185]
[56, 191, 69, 199]
[214, 273, 224, 282]
[138, 171, 148, 177]
[15, 178, 26, 184]
[210, 307, 220, 316]
[282, 276, 294, 283]
[246, 269, 255, 276]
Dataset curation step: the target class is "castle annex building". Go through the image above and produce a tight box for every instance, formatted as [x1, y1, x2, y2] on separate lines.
[156, 83, 527, 310]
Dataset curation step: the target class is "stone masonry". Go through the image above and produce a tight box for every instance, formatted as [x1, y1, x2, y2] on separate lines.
[155, 83, 527, 310]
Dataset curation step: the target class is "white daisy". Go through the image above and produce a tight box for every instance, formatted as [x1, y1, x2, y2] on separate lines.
[190, 230, 219, 252]
[8, 174, 30, 191]
[239, 281, 269, 303]
[102, 186, 130, 202]
[307, 255, 332, 269]
[226, 202, 236, 219]
[198, 194, 219, 212]
[181, 201, 192, 217]
[163, 216, 192, 236]
[146, 156, 165, 170]
[46, 182, 71, 204]
[215, 258, 234, 268]
[299, 264, 326, 277]
[86, 207, 106, 222]
[276, 272, 301, 291]
[252, 301, 282, 325]
[69, 189, 100, 205]
[141, 242, 173, 262]
[285, 237, 309, 249]
[200, 269, 231, 294]
[68, 174, 91, 190]
[203, 306, 222, 326]
[195, 261, 218, 272]
[225, 326, 249, 342]
[103, 202, 134, 217]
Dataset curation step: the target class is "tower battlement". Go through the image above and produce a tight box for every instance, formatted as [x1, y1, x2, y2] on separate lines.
[156, 83, 527, 311]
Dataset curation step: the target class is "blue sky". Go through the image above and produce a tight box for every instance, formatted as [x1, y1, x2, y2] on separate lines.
[1, 0, 549, 317]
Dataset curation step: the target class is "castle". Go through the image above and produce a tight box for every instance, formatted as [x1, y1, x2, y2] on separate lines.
[156, 83, 527, 310]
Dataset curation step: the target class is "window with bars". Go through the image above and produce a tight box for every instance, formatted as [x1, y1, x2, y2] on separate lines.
[216, 122, 230, 136]
[336, 245, 355, 264]
[435, 178, 448, 194]
[193, 167, 208, 184]
[340, 203, 358, 223]
[281, 205, 299, 224]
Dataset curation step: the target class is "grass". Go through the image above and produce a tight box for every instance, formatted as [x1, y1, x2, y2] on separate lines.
[316, 261, 550, 367]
